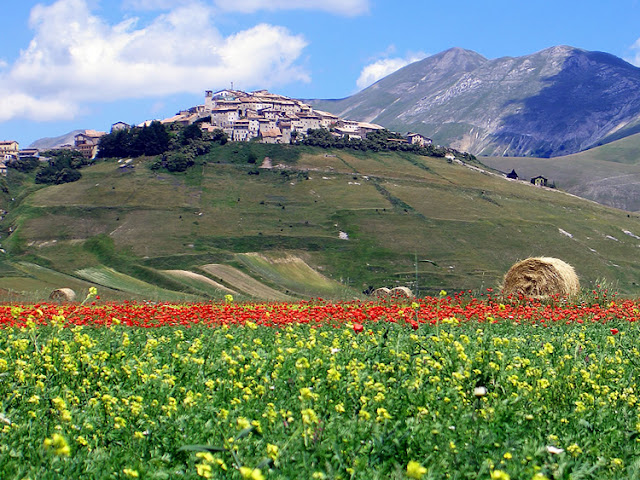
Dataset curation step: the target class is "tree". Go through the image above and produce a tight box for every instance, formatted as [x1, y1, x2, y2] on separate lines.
[98, 129, 134, 158]
[7, 156, 39, 173]
[163, 152, 194, 172]
[180, 123, 203, 144]
[211, 128, 228, 145]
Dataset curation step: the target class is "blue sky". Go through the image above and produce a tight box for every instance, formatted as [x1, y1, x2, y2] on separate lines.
[1, 0, 640, 147]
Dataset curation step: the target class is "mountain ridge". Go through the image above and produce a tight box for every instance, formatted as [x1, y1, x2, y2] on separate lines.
[311, 46, 640, 157]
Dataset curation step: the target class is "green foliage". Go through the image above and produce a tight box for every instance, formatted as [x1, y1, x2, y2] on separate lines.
[211, 128, 229, 145]
[97, 121, 169, 158]
[163, 152, 195, 172]
[2, 317, 640, 478]
[34, 150, 88, 185]
[7, 156, 40, 173]
[300, 127, 455, 158]
[180, 123, 203, 144]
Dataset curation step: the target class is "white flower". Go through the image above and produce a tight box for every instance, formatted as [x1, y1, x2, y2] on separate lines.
[473, 386, 488, 397]
[546, 445, 564, 454]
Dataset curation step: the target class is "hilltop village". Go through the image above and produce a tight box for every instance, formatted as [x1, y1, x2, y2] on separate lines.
[0, 89, 434, 166]
[0, 89, 556, 187]
[143, 89, 433, 148]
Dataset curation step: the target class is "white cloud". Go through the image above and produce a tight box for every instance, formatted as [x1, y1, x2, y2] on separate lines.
[1, 0, 309, 122]
[0, 91, 77, 123]
[123, 0, 185, 9]
[123, 0, 370, 15]
[627, 37, 640, 67]
[213, 0, 370, 16]
[356, 52, 426, 90]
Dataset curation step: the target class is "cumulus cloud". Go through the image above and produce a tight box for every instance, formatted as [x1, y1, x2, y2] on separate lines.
[123, 0, 370, 15]
[627, 38, 640, 67]
[1, 0, 309, 122]
[356, 52, 427, 90]
[123, 0, 191, 10]
[213, 0, 369, 16]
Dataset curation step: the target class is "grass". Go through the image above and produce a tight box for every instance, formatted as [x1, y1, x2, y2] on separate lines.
[5, 145, 640, 299]
[75, 265, 202, 302]
[481, 132, 640, 211]
[236, 252, 356, 299]
[199, 264, 293, 301]
[161, 270, 239, 299]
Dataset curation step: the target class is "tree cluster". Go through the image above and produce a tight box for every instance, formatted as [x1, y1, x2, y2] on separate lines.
[299, 128, 457, 158]
[98, 121, 229, 172]
[97, 121, 170, 159]
[6, 156, 40, 173]
[34, 150, 89, 185]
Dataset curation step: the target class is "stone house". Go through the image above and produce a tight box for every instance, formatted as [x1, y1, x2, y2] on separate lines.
[407, 132, 432, 147]
[19, 148, 39, 159]
[111, 121, 130, 132]
[261, 128, 283, 144]
[531, 175, 548, 187]
[0, 141, 19, 160]
[75, 130, 106, 159]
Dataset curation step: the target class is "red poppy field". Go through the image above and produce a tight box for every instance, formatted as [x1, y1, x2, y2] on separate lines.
[1, 290, 639, 479]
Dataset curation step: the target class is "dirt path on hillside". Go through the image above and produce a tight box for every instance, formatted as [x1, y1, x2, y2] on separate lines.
[200, 264, 293, 301]
[162, 270, 237, 294]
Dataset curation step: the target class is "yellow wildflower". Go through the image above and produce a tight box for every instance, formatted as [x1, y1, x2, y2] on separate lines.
[406, 460, 427, 479]
[491, 470, 511, 480]
[239, 467, 265, 480]
[43, 433, 71, 456]
[266, 443, 279, 461]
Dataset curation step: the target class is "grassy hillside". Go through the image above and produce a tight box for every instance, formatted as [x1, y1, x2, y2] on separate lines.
[481, 132, 640, 212]
[3, 143, 640, 300]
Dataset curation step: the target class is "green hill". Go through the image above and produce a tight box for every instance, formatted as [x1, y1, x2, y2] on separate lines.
[481, 132, 640, 212]
[3, 143, 640, 300]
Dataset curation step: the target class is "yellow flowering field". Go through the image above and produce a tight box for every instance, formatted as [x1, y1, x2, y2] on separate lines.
[1, 295, 640, 479]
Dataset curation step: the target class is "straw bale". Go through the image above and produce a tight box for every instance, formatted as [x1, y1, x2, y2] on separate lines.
[49, 288, 77, 302]
[502, 257, 579, 299]
[391, 286, 413, 298]
[373, 287, 391, 298]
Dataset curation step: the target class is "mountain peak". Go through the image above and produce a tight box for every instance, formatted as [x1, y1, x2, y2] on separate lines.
[539, 45, 583, 56]
[428, 47, 488, 68]
[311, 46, 640, 157]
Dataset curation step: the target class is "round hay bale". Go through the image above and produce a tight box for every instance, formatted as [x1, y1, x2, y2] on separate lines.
[502, 257, 579, 299]
[373, 287, 391, 298]
[391, 286, 413, 298]
[49, 288, 77, 302]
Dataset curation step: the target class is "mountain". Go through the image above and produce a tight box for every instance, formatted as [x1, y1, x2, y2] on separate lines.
[28, 130, 84, 149]
[3, 144, 640, 300]
[311, 46, 640, 157]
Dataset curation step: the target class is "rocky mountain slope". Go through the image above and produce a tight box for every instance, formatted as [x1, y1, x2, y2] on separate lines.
[312, 46, 640, 157]
[28, 130, 84, 149]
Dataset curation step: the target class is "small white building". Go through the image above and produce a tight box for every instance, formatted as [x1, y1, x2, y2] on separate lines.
[111, 121, 130, 132]
[407, 132, 432, 147]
